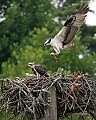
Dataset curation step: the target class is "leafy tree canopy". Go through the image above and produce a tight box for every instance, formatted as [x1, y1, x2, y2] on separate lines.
[0, 0, 96, 78]
[1, 28, 96, 78]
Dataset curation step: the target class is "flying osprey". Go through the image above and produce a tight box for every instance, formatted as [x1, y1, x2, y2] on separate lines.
[44, 4, 89, 62]
[27, 62, 49, 78]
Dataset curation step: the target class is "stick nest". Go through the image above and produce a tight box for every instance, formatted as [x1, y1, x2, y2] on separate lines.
[0, 72, 96, 119]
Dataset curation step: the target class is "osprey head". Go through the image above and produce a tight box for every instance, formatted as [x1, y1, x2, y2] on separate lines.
[44, 38, 52, 47]
[27, 62, 35, 67]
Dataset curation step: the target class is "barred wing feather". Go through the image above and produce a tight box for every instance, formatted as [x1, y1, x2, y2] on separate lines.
[64, 4, 89, 44]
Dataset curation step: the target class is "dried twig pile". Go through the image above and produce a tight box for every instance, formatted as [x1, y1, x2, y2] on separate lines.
[0, 72, 96, 119]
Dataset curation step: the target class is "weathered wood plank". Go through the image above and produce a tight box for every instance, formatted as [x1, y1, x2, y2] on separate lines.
[44, 86, 57, 120]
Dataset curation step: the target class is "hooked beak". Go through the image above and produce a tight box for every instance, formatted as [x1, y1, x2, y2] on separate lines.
[27, 63, 32, 67]
[44, 43, 46, 47]
[27, 64, 30, 67]
[27, 62, 34, 67]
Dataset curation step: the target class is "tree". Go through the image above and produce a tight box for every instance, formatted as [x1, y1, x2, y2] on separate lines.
[81, 24, 96, 53]
[0, 0, 56, 71]
[1, 27, 50, 78]
[0, 1, 96, 120]
[1, 28, 96, 78]
[0, 0, 96, 78]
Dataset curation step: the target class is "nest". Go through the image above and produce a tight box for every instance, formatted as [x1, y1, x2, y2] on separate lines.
[0, 72, 96, 119]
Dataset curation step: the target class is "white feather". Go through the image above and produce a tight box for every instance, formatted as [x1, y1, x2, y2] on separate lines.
[49, 26, 67, 54]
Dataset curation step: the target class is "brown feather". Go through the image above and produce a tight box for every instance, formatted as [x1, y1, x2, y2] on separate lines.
[65, 26, 78, 44]
[63, 4, 89, 45]
[34, 65, 49, 77]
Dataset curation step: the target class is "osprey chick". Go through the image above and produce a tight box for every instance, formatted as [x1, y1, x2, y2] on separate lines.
[27, 62, 49, 78]
[44, 4, 89, 62]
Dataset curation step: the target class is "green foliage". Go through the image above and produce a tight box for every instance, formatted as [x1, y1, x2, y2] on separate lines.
[0, 0, 56, 69]
[1, 27, 49, 78]
[81, 24, 96, 53]
[0, 0, 96, 77]
[1, 29, 95, 78]
[62, 115, 94, 120]
[0, 1, 96, 120]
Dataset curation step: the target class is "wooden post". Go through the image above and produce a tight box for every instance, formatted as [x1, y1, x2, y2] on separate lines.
[44, 85, 57, 120]
[33, 97, 37, 120]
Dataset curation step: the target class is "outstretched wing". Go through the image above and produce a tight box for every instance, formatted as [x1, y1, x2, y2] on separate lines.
[54, 4, 89, 45]
[63, 4, 89, 44]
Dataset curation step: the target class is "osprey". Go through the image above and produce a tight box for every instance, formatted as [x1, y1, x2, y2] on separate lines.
[27, 62, 49, 78]
[44, 4, 89, 62]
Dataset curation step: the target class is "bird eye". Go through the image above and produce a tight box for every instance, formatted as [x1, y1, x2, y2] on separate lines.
[48, 38, 51, 43]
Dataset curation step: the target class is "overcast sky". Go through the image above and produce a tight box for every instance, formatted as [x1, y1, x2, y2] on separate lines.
[86, 0, 96, 26]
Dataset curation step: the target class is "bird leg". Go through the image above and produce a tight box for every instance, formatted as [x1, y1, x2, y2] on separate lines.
[50, 52, 58, 62]
[36, 72, 40, 79]
[33, 68, 40, 78]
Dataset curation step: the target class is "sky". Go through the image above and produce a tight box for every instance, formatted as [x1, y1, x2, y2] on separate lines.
[86, 0, 96, 26]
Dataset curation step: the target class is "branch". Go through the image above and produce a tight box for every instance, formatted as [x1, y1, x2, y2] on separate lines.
[0, 72, 96, 119]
